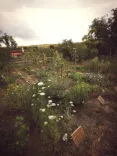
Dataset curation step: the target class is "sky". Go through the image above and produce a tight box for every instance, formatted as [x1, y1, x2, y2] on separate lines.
[0, 0, 117, 46]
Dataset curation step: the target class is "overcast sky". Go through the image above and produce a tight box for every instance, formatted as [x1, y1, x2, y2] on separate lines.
[0, 0, 117, 46]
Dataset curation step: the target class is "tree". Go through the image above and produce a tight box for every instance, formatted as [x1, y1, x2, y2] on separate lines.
[82, 8, 117, 56]
[57, 39, 74, 59]
[0, 32, 17, 70]
[0, 32, 17, 49]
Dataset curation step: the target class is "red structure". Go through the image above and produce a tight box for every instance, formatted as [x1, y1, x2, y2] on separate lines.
[11, 50, 22, 58]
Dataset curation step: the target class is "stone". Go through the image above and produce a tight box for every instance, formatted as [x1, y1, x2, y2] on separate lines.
[114, 86, 117, 93]
[71, 126, 85, 147]
[97, 95, 105, 105]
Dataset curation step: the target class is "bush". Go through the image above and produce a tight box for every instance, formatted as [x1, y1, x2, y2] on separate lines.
[68, 72, 83, 82]
[83, 73, 104, 85]
[68, 82, 92, 105]
[72, 66, 85, 72]
[6, 81, 75, 146]
[46, 77, 71, 99]
[86, 57, 117, 74]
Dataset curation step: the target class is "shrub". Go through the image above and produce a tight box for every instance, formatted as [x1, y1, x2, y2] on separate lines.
[68, 82, 92, 105]
[68, 72, 83, 82]
[83, 73, 104, 85]
[72, 66, 85, 72]
[46, 77, 71, 99]
[6, 81, 75, 146]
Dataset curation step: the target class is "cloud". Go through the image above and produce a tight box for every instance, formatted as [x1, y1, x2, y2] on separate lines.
[0, 0, 117, 45]
[0, 12, 37, 40]
[0, 0, 117, 11]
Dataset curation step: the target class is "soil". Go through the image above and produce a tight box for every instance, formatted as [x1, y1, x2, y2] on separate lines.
[0, 67, 117, 156]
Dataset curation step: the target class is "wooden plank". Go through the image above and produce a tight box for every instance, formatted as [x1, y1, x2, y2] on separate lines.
[97, 95, 105, 105]
[71, 126, 85, 147]
[114, 86, 117, 93]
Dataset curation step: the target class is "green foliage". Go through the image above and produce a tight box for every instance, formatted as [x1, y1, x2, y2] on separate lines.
[7, 81, 76, 145]
[83, 73, 104, 85]
[68, 72, 83, 82]
[46, 77, 71, 99]
[83, 8, 117, 56]
[72, 66, 85, 72]
[68, 82, 92, 105]
[0, 48, 11, 69]
[0, 33, 17, 48]
[86, 57, 117, 74]
[15, 116, 29, 148]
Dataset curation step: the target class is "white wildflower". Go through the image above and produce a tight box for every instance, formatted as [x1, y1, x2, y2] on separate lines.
[69, 101, 73, 104]
[71, 103, 74, 107]
[48, 96, 51, 98]
[31, 103, 34, 107]
[48, 85, 50, 87]
[47, 103, 56, 107]
[58, 118, 61, 120]
[73, 110, 76, 113]
[37, 82, 44, 86]
[48, 100, 52, 103]
[32, 94, 36, 97]
[44, 121, 48, 126]
[48, 115, 56, 120]
[48, 79, 51, 82]
[62, 133, 68, 142]
[40, 108, 46, 112]
[51, 103, 56, 106]
[39, 92, 45, 96]
[47, 104, 50, 108]
[57, 104, 59, 106]
[42, 87, 46, 90]
[60, 116, 63, 118]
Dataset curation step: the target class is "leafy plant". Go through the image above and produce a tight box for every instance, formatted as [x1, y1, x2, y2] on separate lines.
[68, 82, 92, 105]
[68, 72, 83, 82]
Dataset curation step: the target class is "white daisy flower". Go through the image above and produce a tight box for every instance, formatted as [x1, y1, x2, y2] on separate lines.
[37, 82, 44, 86]
[48, 115, 56, 120]
[31, 103, 34, 106]
[39, 92, 45, 96]
[42, 87, 46, 90]
[73, 110, 76, 113]
[48, 79, 51, 82]
[44, 121, 48, 125]
[48, 100, 52, 103]
[32, 94, 36, 97]
[62, 133, 67, 142]
[40, 108, 46, 112]
[71, 103, 74, 107]
[51, 103, 56, 106]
